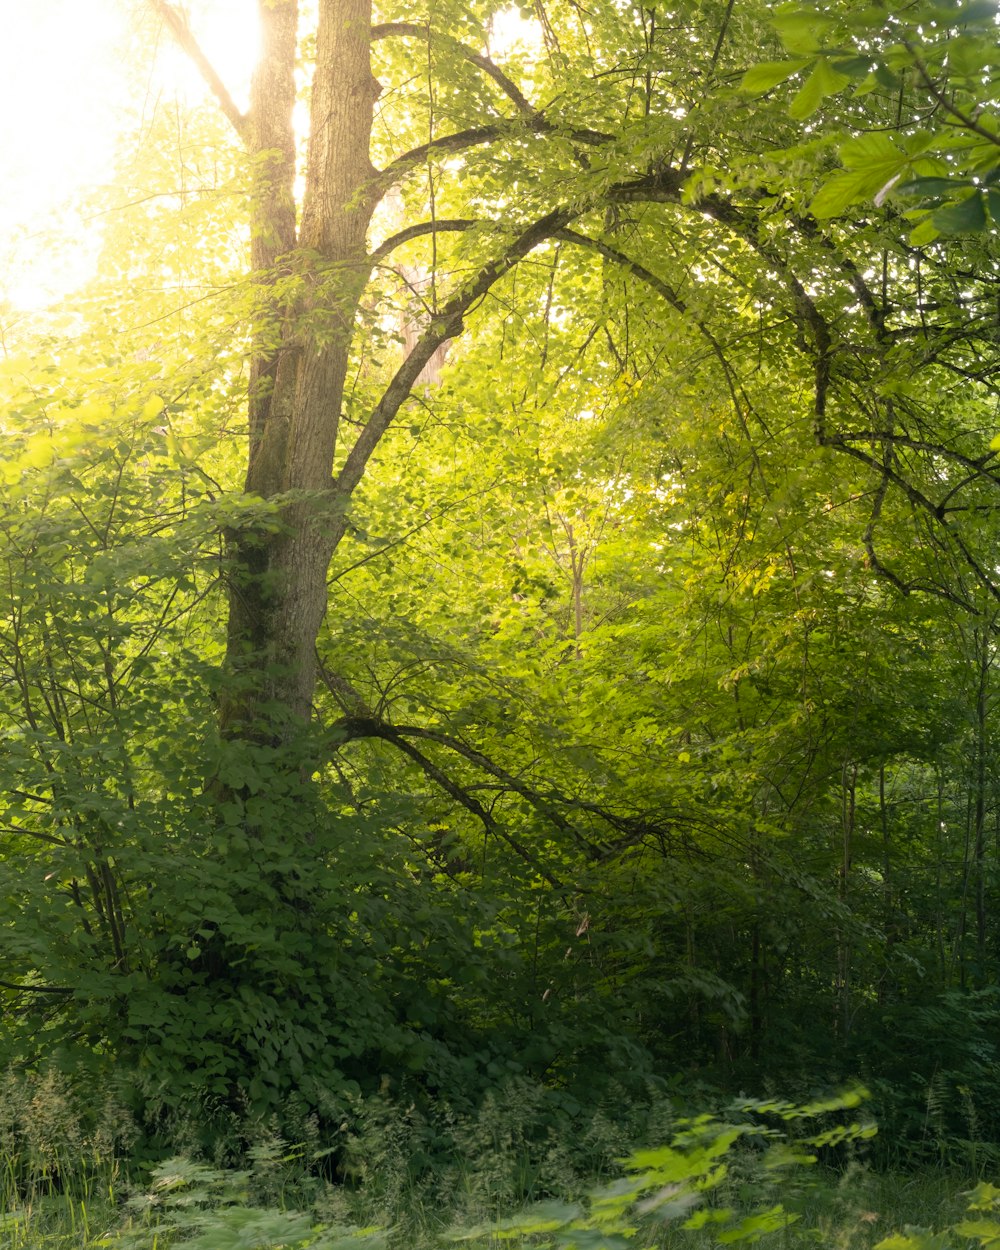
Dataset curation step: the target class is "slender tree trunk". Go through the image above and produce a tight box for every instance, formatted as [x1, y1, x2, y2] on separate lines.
[973, 629, 989, 976]
[748, 919, 762, 1061]
[936, 769, 948, 984]
[835, 759, 856, 1037]
[878, 762, 894, 1006]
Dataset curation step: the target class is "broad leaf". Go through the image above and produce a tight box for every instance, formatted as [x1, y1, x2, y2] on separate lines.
[740, 58, 812, 93]
[931, 190, 987, 233]
[789, 58, 852, 118]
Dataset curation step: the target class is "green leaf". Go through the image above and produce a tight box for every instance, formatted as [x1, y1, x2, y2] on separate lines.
[949, 0, 1000, 25]
[896, 176, 975, 199]
[852, 72, 881, 96]
[808, 170, 875, 217]
[948, 34, 991, 75]
[839, 133, 904, 169]
[740, 58, 813, 93]
[771, 4, 836, 53]
[809, 133, 914, 215]
[967, 1182, 1000, 1211]
[931, 190, 987, 233]
[789, 59, 852, 118]
[908, 216, 941, 245]
[557, 1233, 631, 1250]
[875, 1234, 952, 1250]
[830, 55, 874, 78]
[873, 62, 901, 89]
[954, 1217, 1000, 1243]
[717, 1205, 798, 1244]
[492, 1201, 582, 1235]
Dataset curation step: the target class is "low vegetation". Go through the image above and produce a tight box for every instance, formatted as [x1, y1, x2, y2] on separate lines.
[5, 0, 1000, 1246]
[0, 1076, 994, 1250]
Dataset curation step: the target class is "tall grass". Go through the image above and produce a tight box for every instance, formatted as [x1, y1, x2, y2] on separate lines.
[0, 1071, 986, 1250]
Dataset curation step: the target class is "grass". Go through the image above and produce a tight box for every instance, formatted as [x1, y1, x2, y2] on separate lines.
[0, 1157, 980, 1249]
[0, 1072, 987, 1249]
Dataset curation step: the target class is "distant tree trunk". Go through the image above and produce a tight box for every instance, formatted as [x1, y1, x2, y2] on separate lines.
[878, 762, 893, 1006]
[748, 919, 762, 1060]
[974, 630, 990, 973]
[955, 621, 994, 984]
[835, 760, 856, 1037]
[936, 770, 949, 983]
[970, 626, 991, 979]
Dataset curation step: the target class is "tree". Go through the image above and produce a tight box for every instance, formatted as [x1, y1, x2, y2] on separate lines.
[5, 0, 1000, 1140]
[139, 0, 1000, 789]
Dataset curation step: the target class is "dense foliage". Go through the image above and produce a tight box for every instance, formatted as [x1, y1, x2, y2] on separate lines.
[3, 0, 1000, 1172]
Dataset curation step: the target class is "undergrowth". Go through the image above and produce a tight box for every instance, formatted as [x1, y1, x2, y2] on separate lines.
[0, 1071, 993, 1249]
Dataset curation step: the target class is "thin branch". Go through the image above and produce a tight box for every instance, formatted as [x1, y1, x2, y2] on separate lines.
[392, 735, 564, 887]
[148, 0, 248, 139]
[377, 118, 612, 190]
[709, 0, 737, 67]
[554, 228, 758, 420]
[369, 219, 477, 264]
[827, 438, 1000, 606]
[331, 715, 565, 887]
[315, 654, 371, 718]
[825, 430, 1000, 487]
[372, 22, 537, 117]
[556, 229, 688, 314]
[335, 205, 575, 499]
[8, 789, 52, 806]
[903, 37, 1000, 148]
[378, 126, 505, 188]
[0, 980, 73, 996]
[389, 723, 602, 856]
[330, 712, 684, 864]
[0, 824, 72, 849]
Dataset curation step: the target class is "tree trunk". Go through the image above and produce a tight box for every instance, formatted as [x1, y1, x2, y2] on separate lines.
[221, 0, 381, 743]
[835, 759, 856, 1037]
[973, 628, 989, 976]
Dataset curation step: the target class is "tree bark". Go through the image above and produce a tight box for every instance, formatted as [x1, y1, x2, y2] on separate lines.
[221, 0, 381, 742]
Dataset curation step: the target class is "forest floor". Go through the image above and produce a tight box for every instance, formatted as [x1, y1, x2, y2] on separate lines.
[0, 1155, 979, 1250]
[1, 1071, 987, 1249]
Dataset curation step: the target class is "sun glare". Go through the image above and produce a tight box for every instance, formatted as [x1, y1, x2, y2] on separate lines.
[0, 0, 260, 316]
[488, 6, 544, 58]
[149, 0, 260, 114]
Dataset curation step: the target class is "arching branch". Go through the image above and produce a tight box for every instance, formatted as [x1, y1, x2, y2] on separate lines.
[328, 713, 684, 868]
[387, 724, 603, 857]
[323, 704, 566, 886]
[335, 205, 576, 499]
[378, 119, 613, 191]
[386, 733, 565, 888]
[372, 21, 536, 117]
[318, 660, 674, 866]
[378, 126, 505, 190]
[553, 228, 757, 421]
[595, 171, 1000, 607]
[369, 218, 477, 263]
